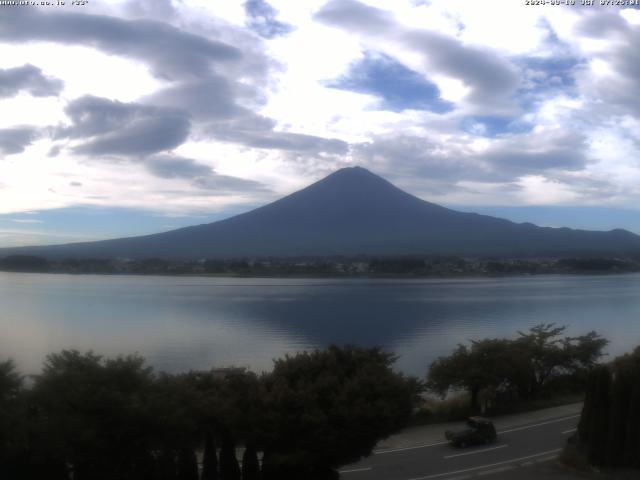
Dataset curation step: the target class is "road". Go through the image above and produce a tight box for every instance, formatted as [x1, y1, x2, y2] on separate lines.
[339, 406, 581, 480]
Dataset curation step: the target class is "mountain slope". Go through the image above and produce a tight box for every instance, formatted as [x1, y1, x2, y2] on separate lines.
[3, 167, 640, 259]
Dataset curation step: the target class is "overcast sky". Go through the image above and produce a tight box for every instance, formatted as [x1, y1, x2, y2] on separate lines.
[1, 0, 639, 247]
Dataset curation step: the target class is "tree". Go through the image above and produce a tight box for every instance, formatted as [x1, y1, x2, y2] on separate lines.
[574, 347, 640, 469]
[427, 339, 522, 413]
[0, 359, 25, 478]
[219, 433, 241, 480]
[259, 346, 420, 479]
[201, 431, 219, 480]
[29, 350, 157, 479]
[515, 324, 607, 398]
[427, 325, 608, 412]
[177, 447, 199, 480]
[242, 443, 260, 480]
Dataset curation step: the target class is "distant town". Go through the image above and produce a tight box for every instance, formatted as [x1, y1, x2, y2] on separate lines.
[1, 254, 639, 277]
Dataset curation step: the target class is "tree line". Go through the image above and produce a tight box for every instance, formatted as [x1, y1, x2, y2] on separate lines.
[426, 324, 608, 413]
[575, 346, 640, 469]
[0, 346, 420, 480]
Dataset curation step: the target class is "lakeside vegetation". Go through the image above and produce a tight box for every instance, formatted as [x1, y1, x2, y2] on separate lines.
[2, 326, 635, 478]
[562, 346, 640, 473]
[2, 254, 640, 277]
[423, 324, 607, 417]
[0, 346, 420, 480]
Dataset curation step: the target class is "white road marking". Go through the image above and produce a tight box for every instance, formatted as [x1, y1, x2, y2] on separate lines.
[375, 441, 448, 455]
[406, 448, 562, 480]
[533, 455, 558, 464]
[478, 465, 515, 476]
[444, 444, 508, 459]
[497, 414, 580, 435]
[339, 467, 373, 474]
[562, 428, 577, 434]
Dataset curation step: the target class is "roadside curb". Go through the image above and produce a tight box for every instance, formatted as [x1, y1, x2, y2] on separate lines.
[374, 403, 583, 452]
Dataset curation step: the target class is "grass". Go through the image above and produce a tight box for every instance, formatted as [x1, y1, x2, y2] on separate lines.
[409, 391, 584, 426]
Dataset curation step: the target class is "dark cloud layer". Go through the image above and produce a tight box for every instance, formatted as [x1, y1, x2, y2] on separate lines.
[57, 96, 190, 157]
[0, 8, 349, 159]
[145, 155, 213, 179]
[0, 64, 63, 98]
[0, 127, 40, 155]
[353, 130, 591, 185]
[0, 9, 241, 81]
[145, 155, 269, 193]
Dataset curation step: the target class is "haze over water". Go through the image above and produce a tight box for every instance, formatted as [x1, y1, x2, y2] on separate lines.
[2, 271, 640, 377]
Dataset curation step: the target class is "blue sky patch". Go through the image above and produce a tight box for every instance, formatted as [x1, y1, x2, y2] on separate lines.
[244, 0, 294, 39]
[460, 116, 532, 137]
[0, 206, 254, 248]
[328, 52, 454, 113]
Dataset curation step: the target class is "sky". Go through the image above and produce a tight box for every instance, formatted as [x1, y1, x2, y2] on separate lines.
[1, 0, 640, 247]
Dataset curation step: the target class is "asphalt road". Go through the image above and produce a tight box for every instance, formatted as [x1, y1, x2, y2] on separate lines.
[339, 413, 580, 480]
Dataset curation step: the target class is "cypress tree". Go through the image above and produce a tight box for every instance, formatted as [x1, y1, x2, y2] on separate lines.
[606, 370, 632, 466]
[587, 366, 611, 466]
[624, 377, 640, 467]
[241, 443, 260, 480]
[219, 433, 241, 480]
[158, 449, 178, 480]
[201, 432, 218, 480]
[177, 447, 199, 480]
[577, 368, 596, 443]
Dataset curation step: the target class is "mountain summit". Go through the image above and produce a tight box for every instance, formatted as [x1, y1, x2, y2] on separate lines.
[3, 167, 640, 259]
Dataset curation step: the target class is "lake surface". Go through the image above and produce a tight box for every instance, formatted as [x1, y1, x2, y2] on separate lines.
[2, 272, 640, 377]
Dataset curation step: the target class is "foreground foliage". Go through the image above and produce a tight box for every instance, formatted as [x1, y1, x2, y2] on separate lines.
[574, 346, 640, 469]
[0, 346, 419, 480]
[426, 324, 607, 413]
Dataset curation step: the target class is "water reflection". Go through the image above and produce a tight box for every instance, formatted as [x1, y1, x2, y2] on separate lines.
[1, 272, 640, 376]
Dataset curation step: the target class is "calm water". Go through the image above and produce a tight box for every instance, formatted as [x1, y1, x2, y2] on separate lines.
[2, 272, 640, 377]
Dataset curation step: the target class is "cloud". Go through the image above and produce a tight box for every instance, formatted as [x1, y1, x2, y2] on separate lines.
[327, 51, 453, 113]
[143, 77, 249, 121]
[403, 30, 519, 111]
[56, 96, 190, 157]
[0, 9, 241, 81]
[0, 64, 64, 98]
[244, 0, 294, 39]
[352, 129, 591, 186]
[145, 155, 213, 179]
[481, 133, 590, 177]
[145, 154, 269, 193]
[460, 116, 532, 137]
[0, 127, 40, 156]
[210, 123, 349, 154]
[316, 0, 520, 112]
[314, 0, 395, 34]
[122, 0, 179, 21]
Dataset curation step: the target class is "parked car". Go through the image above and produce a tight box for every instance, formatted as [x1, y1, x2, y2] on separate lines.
[445, 417, 497, 448]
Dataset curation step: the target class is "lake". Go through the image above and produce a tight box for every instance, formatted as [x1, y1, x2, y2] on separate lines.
[1, 272, 640, 377]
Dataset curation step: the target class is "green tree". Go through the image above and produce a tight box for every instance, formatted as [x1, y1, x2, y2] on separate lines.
[0, 359, 25, 478]
[428, 325, 608, 412]
[219, 433, 241, 480]
[29, 350, 157, 479]
[427, 339, 522, 413]
[201, 431, 219, 480]
[515, 324, 607, 398]
[242, 443, 260, 480]
[259, 346, 420, 479]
